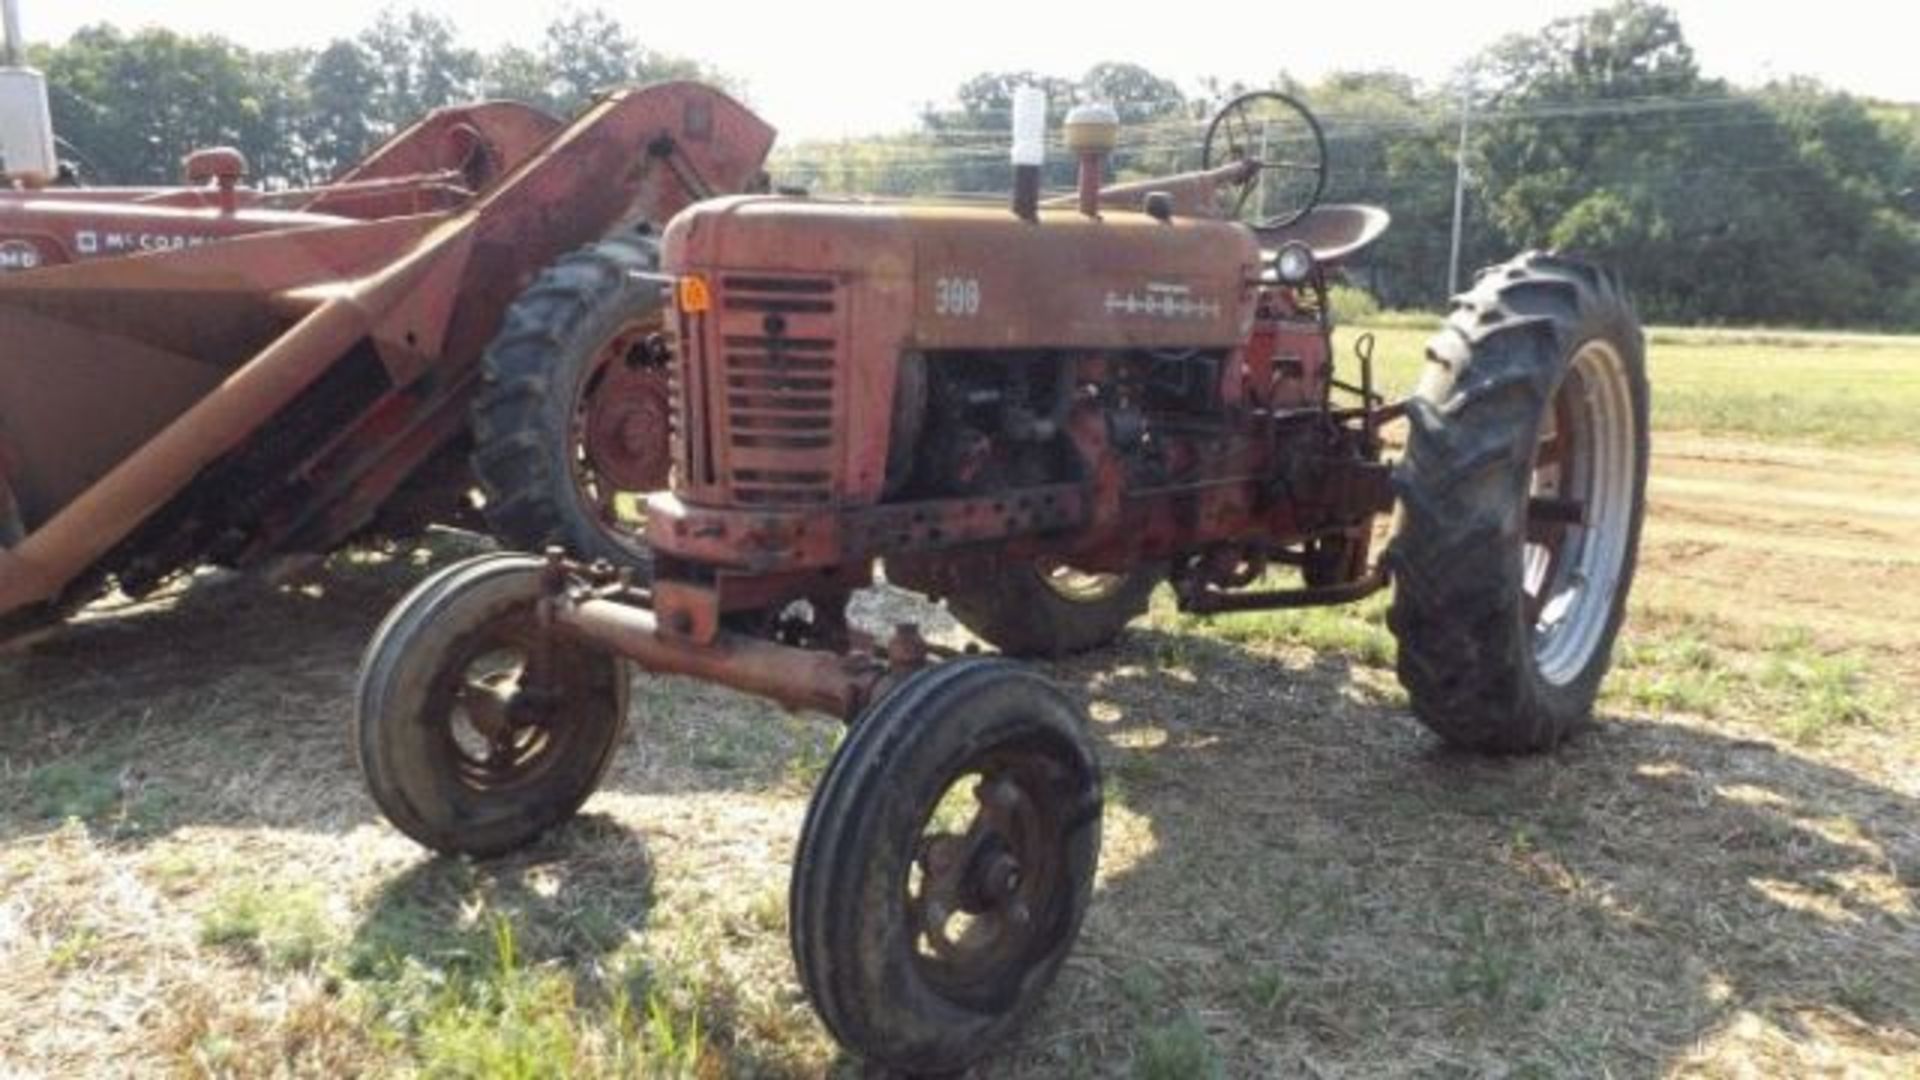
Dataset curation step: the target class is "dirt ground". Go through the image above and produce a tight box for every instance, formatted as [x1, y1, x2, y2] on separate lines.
[1639, 434, 1920, 690]
[1, 431, 1915, 1077]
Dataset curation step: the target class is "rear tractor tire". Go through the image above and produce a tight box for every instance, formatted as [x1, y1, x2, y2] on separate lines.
[354, 553, 629, 857]
[790, 658, 1102, 1074]
[1388, 252, 1649, 752]
[471, 234, 672, 575]
[942, 561, 1161, 658]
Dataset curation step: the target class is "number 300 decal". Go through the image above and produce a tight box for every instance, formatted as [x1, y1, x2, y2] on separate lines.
[934, 276, 982, 316]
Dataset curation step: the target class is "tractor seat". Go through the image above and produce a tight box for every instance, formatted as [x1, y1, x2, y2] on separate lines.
[1256, 204, 1391, 266]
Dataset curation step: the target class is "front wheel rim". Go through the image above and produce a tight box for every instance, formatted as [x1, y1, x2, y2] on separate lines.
[431, 618, 571, 791]
[1526, 338, 1638, 686]
[904, 749, 1072, 1007]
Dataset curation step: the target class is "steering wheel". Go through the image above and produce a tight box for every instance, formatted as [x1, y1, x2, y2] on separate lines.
[1202, 91, 1328, 229]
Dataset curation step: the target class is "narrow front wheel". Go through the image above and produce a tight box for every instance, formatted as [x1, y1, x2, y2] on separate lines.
[353, 553, 629, 857]
[790, 659, 1102, 1074]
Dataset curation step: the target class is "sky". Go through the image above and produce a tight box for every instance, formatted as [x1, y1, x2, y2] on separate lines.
[14, 0, 1915, 141]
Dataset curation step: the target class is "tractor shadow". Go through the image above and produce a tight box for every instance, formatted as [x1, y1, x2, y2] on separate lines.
[0, 532, 489, 846]
[997, 626, 1920, 1076]
[345, 811, 657, 985]
[4, 558, 1915, 1075]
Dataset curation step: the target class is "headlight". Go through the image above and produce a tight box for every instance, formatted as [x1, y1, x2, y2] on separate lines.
[1273, 240, 1315, 285]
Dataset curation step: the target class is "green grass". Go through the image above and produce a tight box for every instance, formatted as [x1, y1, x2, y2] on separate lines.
[1168, 584, 1905, 745]
[1131, 1014, 1223, 1080]
[27, 757, 125, 821]
[1338, 320, 1920, 448]
[191, 884, 715, 1076]
[1609, 614, 1899, 743]
[48, 925, 104, 972]
[1181, 590, 1396, 669]
[403, 921, 706, 1080]
[199, 883, 335, 971]
[24, 751, 174, 835]
[1444, 911, 1550, 1013]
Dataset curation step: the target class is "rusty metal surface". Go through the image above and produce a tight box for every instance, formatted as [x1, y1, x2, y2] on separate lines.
[0, 101, 562, 226]
[0, 82, 776, 624]
[0, 215, 444, 529]
[0, 197, 355, 270]
[668, 197, 1259, 352]
[664, 196, 1260, 510]
[0, 103, 571, 275]
[552, 592, 884, 719]
[582, 350, 673, 493]
[1039, 160, 1258, 219]
[322, 100, 562, 196]
[641, 151, 1407, 641]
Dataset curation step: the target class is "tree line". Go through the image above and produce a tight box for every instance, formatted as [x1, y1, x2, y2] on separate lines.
[27, 2, 1920, 328]
[780, 3, 1920, 327]
[29, 8, 719, 190]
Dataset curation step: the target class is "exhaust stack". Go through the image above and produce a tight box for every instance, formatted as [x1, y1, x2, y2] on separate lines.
[1009, 85, 1045, 221]
[1063, 103, 1118, 218]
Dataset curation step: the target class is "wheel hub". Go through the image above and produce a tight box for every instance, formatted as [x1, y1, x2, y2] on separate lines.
[582, 353, 672, 493]
[973, 849, 1024, 905]
[911, 771, 1047, 966]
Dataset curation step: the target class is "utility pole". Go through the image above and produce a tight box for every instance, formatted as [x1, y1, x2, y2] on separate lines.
[1, 0, 21, 67]
[1446, 84, 1471, 298]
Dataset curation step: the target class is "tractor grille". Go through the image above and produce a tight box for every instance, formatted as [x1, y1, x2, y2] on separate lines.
[673, 275, 843, 507]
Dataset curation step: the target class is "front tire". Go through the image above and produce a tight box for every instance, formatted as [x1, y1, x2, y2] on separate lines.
[790, 659, 1102, 1074]
[1387, 252, 1649, 752]
[354, 553, 629, 857]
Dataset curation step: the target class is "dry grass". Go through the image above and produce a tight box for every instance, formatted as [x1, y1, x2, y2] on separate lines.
[3, 531, 1915, 1077]
[4, 407, 1919, 1075]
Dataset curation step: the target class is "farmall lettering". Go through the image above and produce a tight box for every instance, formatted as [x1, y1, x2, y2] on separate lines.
[1104, 280, 1223, 320]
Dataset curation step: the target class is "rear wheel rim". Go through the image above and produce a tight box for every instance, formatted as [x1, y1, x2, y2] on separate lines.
[1037, 561, 1126, 603]
[1526, 339, 1637, 686]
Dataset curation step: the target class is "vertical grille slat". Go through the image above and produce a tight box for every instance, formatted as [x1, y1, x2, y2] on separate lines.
[675, 274, 842, 507]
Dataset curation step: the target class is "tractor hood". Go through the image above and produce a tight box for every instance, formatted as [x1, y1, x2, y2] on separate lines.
[661, 194, 1261, 351]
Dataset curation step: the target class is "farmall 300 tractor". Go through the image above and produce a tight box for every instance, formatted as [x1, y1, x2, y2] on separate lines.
[356, 91, 1649, 1072]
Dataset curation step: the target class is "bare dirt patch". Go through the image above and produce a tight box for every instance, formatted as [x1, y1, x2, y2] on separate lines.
[1641, 434, 1920, 693]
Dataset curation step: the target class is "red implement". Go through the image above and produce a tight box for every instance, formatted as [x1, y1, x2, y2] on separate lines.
[0, 83, 775, 636]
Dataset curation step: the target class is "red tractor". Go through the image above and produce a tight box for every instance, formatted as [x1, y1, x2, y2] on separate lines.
[355, 91, 1649, 1073]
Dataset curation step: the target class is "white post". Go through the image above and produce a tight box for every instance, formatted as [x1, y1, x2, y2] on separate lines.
[1446, 85, 1471, 298]
[1, 0, 22, 67]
